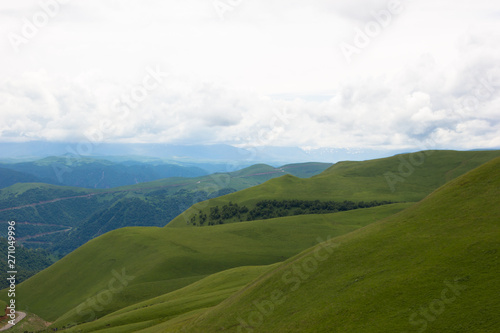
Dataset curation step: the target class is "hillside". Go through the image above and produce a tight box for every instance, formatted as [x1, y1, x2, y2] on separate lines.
[0, 238, 54, 289]
[0, 162, 329, 255]
[278, 162, 334, 178]
[0, 203, 409, 329]
[1, 152, 498, 332]
[168, 150, 500, 227]
[0, 167, 40, 188]
[0, 156, 333, 190]
[172, 156, 500, 332]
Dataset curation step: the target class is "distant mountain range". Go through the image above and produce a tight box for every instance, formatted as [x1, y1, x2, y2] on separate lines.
[0, 156, 209, 189]
[0, 167, 40, 188]
[0, 141, 413, 164]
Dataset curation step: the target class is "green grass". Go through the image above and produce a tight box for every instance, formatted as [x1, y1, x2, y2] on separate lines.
[56, 264, 278, 332]
[3, 150, 499, 332]
[104, 162, 330, 193]
[0, 162, 331, 255]
[279, 162, 333, 178]
[168, 150, 500, 227]
[224, 162, 332, 179]
[172, 157, 500, 332]
[0, 204, 408, 329]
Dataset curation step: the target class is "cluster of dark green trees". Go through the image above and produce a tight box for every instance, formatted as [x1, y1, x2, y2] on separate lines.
[191, 202, 249, 226]
[191, 199, 395, 226]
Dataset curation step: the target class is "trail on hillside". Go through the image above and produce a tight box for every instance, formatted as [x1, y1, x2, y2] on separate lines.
[0, 311, 26, 331]
[17, 227, 73, 242]
[0, 183, 189, 213]
[0, 194, 97, 213]
[0, 168, 290, 213]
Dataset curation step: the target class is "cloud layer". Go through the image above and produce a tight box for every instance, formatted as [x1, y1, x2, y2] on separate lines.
[0, 0, 499, 150]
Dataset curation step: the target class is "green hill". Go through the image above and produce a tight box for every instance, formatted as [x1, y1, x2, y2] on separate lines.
[0, 203, 410, 329]
[278, 162, 333, 178]
[225, 162, 332, 179]
[168, 150, 500, 227]
[172, 156, 500, 332]
[0, 162, 329, 255]
[1, 151, 498, 332]
[50, 264, 279, 332]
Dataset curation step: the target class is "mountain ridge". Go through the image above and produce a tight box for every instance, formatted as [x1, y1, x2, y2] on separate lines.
[176, 156, 500, 332]
[1, 151, 498, 332]
[167, 150, 500, 227]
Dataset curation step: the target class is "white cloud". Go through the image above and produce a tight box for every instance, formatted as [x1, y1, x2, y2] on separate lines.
[0, 0, 499, 150]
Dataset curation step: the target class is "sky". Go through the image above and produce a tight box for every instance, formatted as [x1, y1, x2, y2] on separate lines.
[0, 0, 499, 151]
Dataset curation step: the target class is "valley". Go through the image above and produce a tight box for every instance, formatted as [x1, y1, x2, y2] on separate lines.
[0, 150, 499, 332]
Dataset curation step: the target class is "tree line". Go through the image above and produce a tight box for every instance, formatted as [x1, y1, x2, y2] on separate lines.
[190, 199, 395, 226]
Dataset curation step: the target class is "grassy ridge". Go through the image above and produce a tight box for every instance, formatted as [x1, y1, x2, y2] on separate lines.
[2, 151, 498, 332]
[168, 150, 500, 227]
[1, 203, 408, 327]
[0, 162, 330, 254]
[55, 264, 278, 332]
[174, 157, 500, 332]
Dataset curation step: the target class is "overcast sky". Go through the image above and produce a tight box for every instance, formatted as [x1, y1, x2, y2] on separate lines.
[0, 0, 499, 150]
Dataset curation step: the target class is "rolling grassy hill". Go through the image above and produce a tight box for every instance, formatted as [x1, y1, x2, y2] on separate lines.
[1, 151, 498, 332]
[168, 150, 500, 227]
[0, 162, 330, 255]
[168, 156, 500, 332]
[60, 155, 499, 332]
[50, 264, 280, 332]
[0, 203, 410, 330]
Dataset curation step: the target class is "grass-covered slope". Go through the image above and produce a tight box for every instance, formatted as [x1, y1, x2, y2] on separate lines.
[0, 162, 329, 255]
[168, 150, 500, 227]
[226, 162, 332, 179]
[0, 203, 408, 327]
[278, 162, 332, 178]
[176, 157, 500, 332]
[53, 264, 279, 332]
[3, 152, 498, 332]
